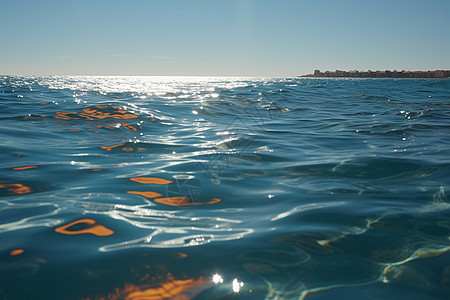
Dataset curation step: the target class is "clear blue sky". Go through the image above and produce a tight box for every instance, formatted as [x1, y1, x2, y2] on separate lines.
[1, 0, 449, 76]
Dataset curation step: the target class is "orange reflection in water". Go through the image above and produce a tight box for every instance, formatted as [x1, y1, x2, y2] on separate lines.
[67, 129, 81, 132]
[127, 191, 163, 198]
[98, 125, 118, 129]
[55, 105, 139, 121]
[0, 183, 32, 195]
[11, 165, 38, 171]
[55, 219, 114, 236]
[126, 277, 205, 300]
[101, 143, 126, 151]
[128, 177, 221, 206]
[10, 249, 24, 256]
[121, 123, 138, 131]
[23, 115, 47, 119]
[130, 177, 173, 185]
[100, 143, 146, 152]
[83, 275, 206, 300]
[154, 197, 221, 207]
[91, 169, 103, 172]
[209, 198, 221, 204]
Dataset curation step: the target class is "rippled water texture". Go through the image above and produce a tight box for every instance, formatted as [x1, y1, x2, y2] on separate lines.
[1, 76, 450, 299]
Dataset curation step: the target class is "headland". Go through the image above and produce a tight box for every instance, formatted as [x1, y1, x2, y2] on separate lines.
[300, 69, 450, 78]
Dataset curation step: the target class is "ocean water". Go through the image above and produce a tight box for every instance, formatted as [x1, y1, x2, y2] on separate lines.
[1, 75, 449, 299]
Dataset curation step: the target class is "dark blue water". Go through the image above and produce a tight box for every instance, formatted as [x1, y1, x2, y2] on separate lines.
[1, 76, 449, 299]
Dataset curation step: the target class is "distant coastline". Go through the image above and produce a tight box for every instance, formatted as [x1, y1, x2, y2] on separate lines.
[300, 69, 450, 79]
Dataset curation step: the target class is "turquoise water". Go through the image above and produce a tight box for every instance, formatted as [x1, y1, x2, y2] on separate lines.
[1, 76, 449, 299]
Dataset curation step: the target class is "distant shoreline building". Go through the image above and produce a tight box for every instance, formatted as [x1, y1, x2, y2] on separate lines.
[300, 69, 450, 78]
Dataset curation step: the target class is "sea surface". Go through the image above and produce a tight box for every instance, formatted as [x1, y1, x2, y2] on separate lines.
[1, 75, 450, 299]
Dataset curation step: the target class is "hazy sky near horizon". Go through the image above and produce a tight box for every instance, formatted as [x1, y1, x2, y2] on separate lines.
[1, 0, 450, 77]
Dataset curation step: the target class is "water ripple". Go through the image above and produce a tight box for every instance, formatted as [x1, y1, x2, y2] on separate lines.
[1, 76, 450, 299]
